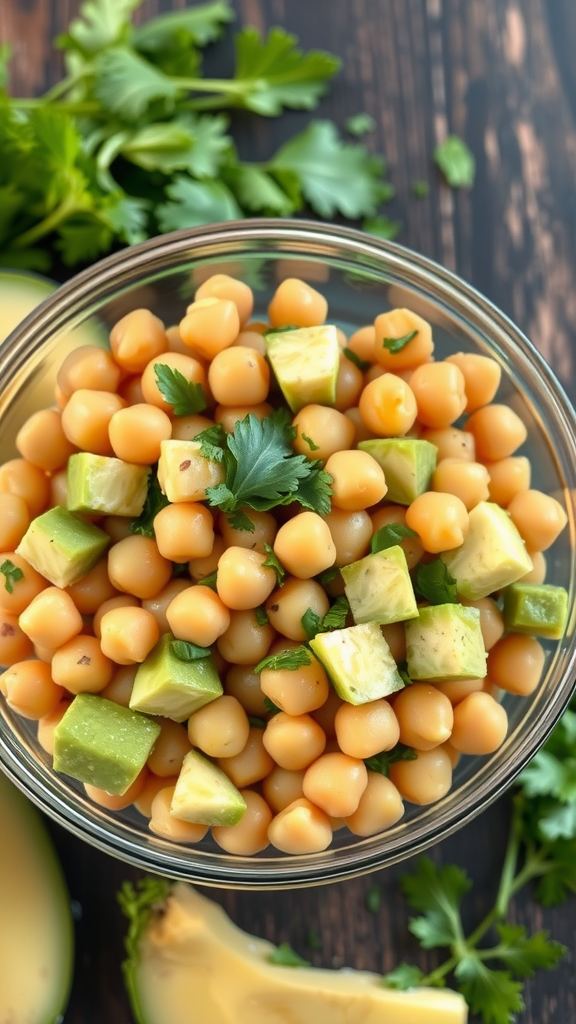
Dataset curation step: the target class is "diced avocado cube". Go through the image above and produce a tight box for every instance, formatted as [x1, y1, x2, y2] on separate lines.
[265, 325, 340, 412]
[406, 604, 487, 681]
[341, 546, 418, 625]
[310, 622, 404, 704]
[129, 633, 223, 723]
[53, 693, 161, 796]
[170, 750, 247, 826]
[16, 506, 109, 589]
[503, 582, 568, 640]
[442, 501, 533, 601]
[157, 439, 225, 503]
[358, 438, 437, 505]
[67, 453, 149, 517]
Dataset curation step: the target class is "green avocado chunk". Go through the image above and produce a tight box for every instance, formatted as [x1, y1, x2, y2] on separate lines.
[341, 546, 418, 625]
[129, 633, 223, 723]
[441, 501, 533, 600]
[309, 622, 404, 704]
[53, 693, 161, 795]
[502, 582, 568, 640]
[67, 452, 149, 516]
[358, 438, 437, 505]
[265, 325, 340, 412]
[406, 604, 487, 681]
[16, 505, 109, 588]
[171, 750, 247, 826]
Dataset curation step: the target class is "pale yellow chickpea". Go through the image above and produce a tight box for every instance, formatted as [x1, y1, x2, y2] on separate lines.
[334, 698, 400, 759]
[179, 297, 240, 360]
[195, 274, 254, 328]
[110, 309, 169, 373]
[522, 550, 547, 584]
[450, 691, 508, 754]
[405, 491, 469, 552]
[61, 390, 125, 455]
[0, 609, 33, 665]
[506, 489, 568, 552]
[107, 535, 172, 599]
[52, 634, 114, 693]
[409, 362, 467, 428]
[214, 403, 273, 432]
[65, 558, 118, 615]
[140, 351, 206, 414]
[141, 578, 189, 634]
[466, 404, 528, 461]
[487, 634, 545, 696]
[268, 278, 327, 328]
[359, 374, 417, 436]
[57, 345, 122, 397]
[370, 505, 424, 570]
[217, 609, 275, 664]
[431, 458, 490, 510]
[374, 309, 434, 371]
[347, 325, 376, 363]
[85, 768, 148, 811]
[134, 773, 178, 818]
[49, 469, 68, 510]
[322, 509, 373, 568]
[37, 699, 72, 755]
[273, 512, 336, 580]
[153, 501, 214, 563]
[0, 494, 29, 550]
[461, 597, 504, 651]
[16, 409, 77, 472]
[0, 660, 64, 719]
[303, 751, 367, 817]
[0, 458, 50, 518]
[165, 324, 190, 356]
[445, 352, 501, 412]
[344, 772, 405, 836]
[0, 552, 48, 616]
[217, 726, 274, 787]
[101, 515, 133, 544]
[187, 695, 250, 758]
[118, 375, 146, 406]
[108, 404, 172, 465]
[344, 407, 377, 444]
[292, 405, 356, 461]
[310, 685, 343, 737]
[100, 664, 138, 707]
[225, 664, 268, 716]
[218, 509, 277, 554]
[147, 718, 192, 776]
[216, 546, 277, 610]
[19, 587, 83, 649]
[99, 605, 160, 665]
[420, 427, 476, 461]
[433, 677, 486, 705]
[260, 656, 330, 716]
[233, 329, 267, 357]
[333, 355, 364, 410]
[380, 622, 407, 663]
[325, 449, 387, 511]
[212, 789, 272, 855]
[188, 534, 226, 582]
[150, 786, 208, 842]
[389, 747, 452, 805]
[208, 346, 270, 406]
[262, 766, 306, 813]
[262, 712, 326, 770]
[93, 595, 140, 639]
[267, 798, 332, 854]
[170, 413, 214, 441]
[393, 683, 454, 749]
[265, 577, 329, 641]
[485, 456, 531, 507]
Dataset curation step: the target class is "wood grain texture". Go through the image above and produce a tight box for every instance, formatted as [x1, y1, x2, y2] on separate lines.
[2, 2, 576, 1022]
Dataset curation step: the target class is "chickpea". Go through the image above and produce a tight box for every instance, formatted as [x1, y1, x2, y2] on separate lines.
[389, 747, 452, 805]
[147, 718, 192, 776]
[334, 699, 400, 759]
[189, 535, 226, 583]
[100, 664, 138, 707]
[268, 278, 327, 328]
[394, 683, 455, 749]
[409, 362, 467, 428]
[267, 798, 332, 854]
[461, 597, 504, 651]
[141, 578, 189, 634]
[99, 605, 160, 665]
[109, 404, 172, 465]
[260, 655, 330, 716]
[233, 329, 267, 357]
[118, 375, 146, 406]
[487, 634, 545, 696]
[0, 458, 50, 518]
[292, 405, 355, 462]
[262, 766, 306, 813]
[212, 789, 272, 855]
[150, 786, 208, 842]
[485, 456, 531, 507]
[57, 345, 122, 397]
[195, 274, 254, 327]
[110, 309, 168, 373]
[217, 726, 274, 787]
[153, 501, 214, 563]
[325, 450, 387, 511]
[61, 390, 125, 455]
[0, 610, 34, 665]
[506, 489, 568, 552]
[344, 407, 377, 444]
[262, 713, 326, 770]
[16, 409, 76, 472]
[333, 355, 364, 410]
[450, 691, 508, 754]
[373, 309, 434, 370]
[345, 772, 404, 836]
[187, 695, 249, 758]
[134, 773, 178, 818]
[347, 325, 376, 363]
[85, 768, 148, 811]
[65, 558, 118, 615]
[217, 609, 275, 665]
[405, 491, 469, 552]
[208, 346, 270, 406]
[141, 352, 206, 414]
[522, 550, 547, 584]
[101, 515, 133, 544]
[214, 403, 273, 432]
[0, 494, 29, 551]
[19, 587, 83, 649]
[51, 635, 114, 693]
[0, 552, 48, 616]
[466, 404, 528, 461]
[218, 510, 277, 554]
[107, 535, 172, 599]
[370, 505, 424, 570]
[380, 622, 407, 663]
[216, 546, 277, 610]
[434, 676, 486, 704]
[359, 374, 417, 437]
[303, 751, 367, 817]
[225, 664, 268, 716]
[310, 685, 343, 737]
[273, 512, 336, 580]
[420, 427, 476, 461]
[179, 297, 240, 360]
[444, 352, 501, 412]
[37, 699, 72, 755]
[0, 660, 64, 719]
[265, 577, 329, 641]
[431, 458, 490, 511]
[323, 509, 373, 567]
[93, 594, 140, 640]
[171, 413, 214, 442]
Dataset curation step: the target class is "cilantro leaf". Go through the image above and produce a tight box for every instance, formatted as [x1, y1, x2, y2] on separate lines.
[58, 0, 139, 56]
[154, 364, 207, 416]
[94, 47, 182, 120]
[382, 329, 418, 354]
[262, 543, 285, 586]
[414, 559, 458, 604]
[402, 857, 470, 950]
[363, 215, 402, 241]
[225, 163, 296, 217]
[129, 472, 167, 537]
[0, 43, 11, 90]
[248, 715, 266, 729]
[364, 745, 417, 777]
[365, 882, 381, 914]
[346, 113, 376, 136]
[156, 175, 241, 231]
[119, 115, 230, 179]
[538, 802, 576, 842]
[491, 924, 566, 977]
[133, 1, 234, 52]
[0, 559, 24, 595]
[454, 958, 523, 1024]
[412, 180, 429, 198]
[371, 523, 418, 553]
[270, 120, 385, 220]
[342, 347, 370, 371]
[232, 27, 340, 116]
[317, 567, 339, 586]
[171, 639, 212, 661]
[194, 424, 227, 462]
[255, 647, 312, 674]
[292, 463, 333, 516]
[321, 596, 349, 630]
[100, 193, 150, 245]
[434, 135, 476, 188]
[197, 570, 218, 590]
[56, 214, 113, 266]
[382, 963, 426, 990]
[301, 433, 320, 451]
[255, 606, 269, 626]
[268, 942, 310, 967]
[301, 608, 323, 641]
[264, 696, 281, 716]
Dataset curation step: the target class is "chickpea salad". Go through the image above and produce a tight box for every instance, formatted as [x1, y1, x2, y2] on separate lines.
[0, 272, 569, 857]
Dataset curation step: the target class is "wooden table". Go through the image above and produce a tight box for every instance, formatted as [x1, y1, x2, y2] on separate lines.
[2, 2, 576, 1022]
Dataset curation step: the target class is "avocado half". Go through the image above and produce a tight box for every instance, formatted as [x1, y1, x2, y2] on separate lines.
[0, 771, 74, 1024]
[0, 270, 57, 344]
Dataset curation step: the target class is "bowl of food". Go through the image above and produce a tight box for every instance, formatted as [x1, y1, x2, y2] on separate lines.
[0, 219, 574, 889]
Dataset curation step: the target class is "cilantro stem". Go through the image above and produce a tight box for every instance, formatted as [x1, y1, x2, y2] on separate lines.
[172, 76, 247, 94]
[11, 98, 100, 115]
[11, 194, 87, 249]
[42, 71, 86, 103]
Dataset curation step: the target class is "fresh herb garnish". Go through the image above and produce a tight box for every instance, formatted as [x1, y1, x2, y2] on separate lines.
[268, 942, 311, 968]
[301, 433, 320, 452]
[365, 882, 382, 914]
[317, 566, 340, 586]
[365, 745, 417, 776]
[255, 646, 312, 674]
[197, 570, 218, 590]
[0, 559, 24, 594]
[171, 639, 212, 661]
[262, 324, 300, 337]
[363, 215, 402, 241]
[371, 523, 418, 553]
[129, 471, 166, 537]
[263, 696, 281, 716]
[342, 347, 371, 371]
[262, 543, 286, 586]
[382, 329, 418, 354]
[301, 596, 350, 639]
[414, 559, 458, 605]
[154, 364, 207, 415]
[434, 135, 476, 188]
[346, 113, 376, 136]
[412, 180, 429, 198]
[248, 715, 266, 729]
[255, 606, 269, 626]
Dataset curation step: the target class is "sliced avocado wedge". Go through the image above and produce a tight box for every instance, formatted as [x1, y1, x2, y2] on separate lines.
[310, 622, 404, 704]
[341, 546, 418, 625]
[67, 452, 149, 516]
[16, 505, 109, 588]
[265, 325, 340, 412]
[170, 750, 247, 826]
[358, 438, 437, 505]
[406, 604, 487, 681]
[502, 582, 568, 640]
[442, 501, 533, 600]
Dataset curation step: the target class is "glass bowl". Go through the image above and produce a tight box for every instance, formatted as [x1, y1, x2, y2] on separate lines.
[1, 220, 575, 890]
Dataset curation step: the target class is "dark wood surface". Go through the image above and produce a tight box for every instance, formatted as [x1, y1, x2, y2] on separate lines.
[2, 2, 576, 1022]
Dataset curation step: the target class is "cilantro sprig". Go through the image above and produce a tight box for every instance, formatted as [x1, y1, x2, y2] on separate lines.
[0, 559, 24, 594]
[414, 559, 458, 604]
[301, 596, 349, 640]
[154, 364, 207, 416]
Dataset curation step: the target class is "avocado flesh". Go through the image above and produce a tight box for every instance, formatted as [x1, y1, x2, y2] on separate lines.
[67, 452, 149, 516]
[170, 751, 247, 826]
[310, 622, 404, 704]
[127, 883, 468, 1024]
[265, 325, 340, 413]
[16, 505, 109, 588]
[0, 771, 73, 1024]
[0, 270, 56, 342]
[157, 439, 225, 503]
[503, 582, 568, 640]
[129, 633, 223, 723]
[341, 546, 418, 625]
[442, 501, 533, 601]
[406, 604, 487, 681]
[358, 439, 437, 505]
[53, 692, 161, 795]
